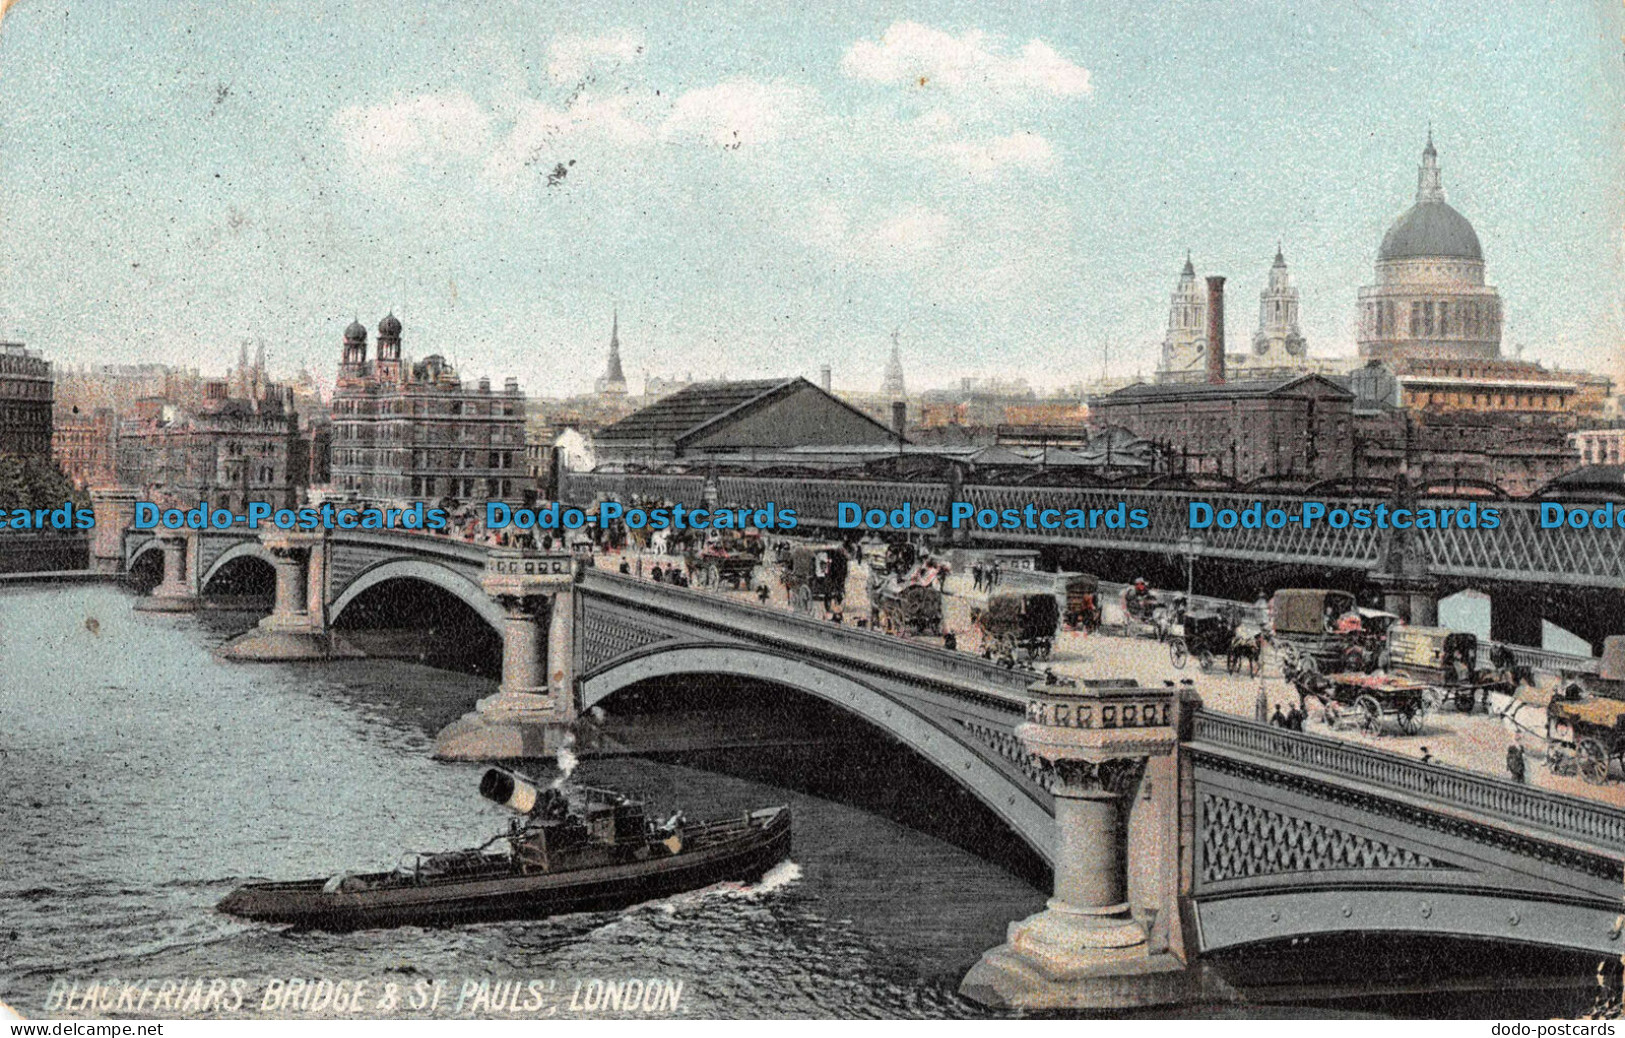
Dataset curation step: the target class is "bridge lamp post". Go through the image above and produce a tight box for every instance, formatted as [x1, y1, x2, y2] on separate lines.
[1177, 535, 1203, 604]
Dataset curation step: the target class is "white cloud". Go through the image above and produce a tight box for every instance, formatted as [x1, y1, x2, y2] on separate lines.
[940, 131, 1056, 179]
[660, 78, 816, 148]
[867, 206, 956, 256]
[842, 22, 1091, 100]
[331, 93, 494, 181]
[485, 93, 654, 187]
[546, 32, 645, 84]
[1007, 41, 1092, 97]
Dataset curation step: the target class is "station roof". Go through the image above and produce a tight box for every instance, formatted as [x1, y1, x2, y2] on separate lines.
[598, 379, 797, 444]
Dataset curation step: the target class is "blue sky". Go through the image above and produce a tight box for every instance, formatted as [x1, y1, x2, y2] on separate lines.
[0, 0, 1620, 396]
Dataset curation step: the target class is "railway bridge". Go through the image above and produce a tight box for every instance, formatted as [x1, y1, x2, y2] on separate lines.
[561, 471, 1625, 650]
[103, 513, 1625, 1009]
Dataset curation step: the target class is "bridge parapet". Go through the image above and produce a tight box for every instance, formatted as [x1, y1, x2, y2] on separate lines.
[1189, 710, 1625, 851]
[578, 568, 1037, 704]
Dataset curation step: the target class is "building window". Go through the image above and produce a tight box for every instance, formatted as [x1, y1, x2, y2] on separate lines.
[1410, 302, 1421, 336]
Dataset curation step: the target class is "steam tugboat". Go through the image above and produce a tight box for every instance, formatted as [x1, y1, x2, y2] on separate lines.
[218, 770, 792, 930]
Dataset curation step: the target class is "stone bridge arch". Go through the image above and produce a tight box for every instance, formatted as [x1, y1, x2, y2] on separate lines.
[579, 641, 1056, 864]
[199, 541, 277, 592]
[128, 538, 164, 571]
[330, 558, 506, 632]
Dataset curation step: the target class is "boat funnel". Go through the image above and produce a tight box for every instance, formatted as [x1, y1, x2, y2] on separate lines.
[479, 768, 539, 814]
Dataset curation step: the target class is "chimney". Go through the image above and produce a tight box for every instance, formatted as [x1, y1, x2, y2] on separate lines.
[819, 365, 832, 394]
[891, 400, 907, 442]
[1205, 275, 1226, 384]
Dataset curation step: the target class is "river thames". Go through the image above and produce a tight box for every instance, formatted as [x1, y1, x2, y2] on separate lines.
[0, 583, 1608, 1019]
[0, 583, 1052, 1019]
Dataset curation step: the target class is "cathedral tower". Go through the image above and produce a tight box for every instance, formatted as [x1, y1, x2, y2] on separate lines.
[1251, 245, 1307, 363]
[1156, 254, 1208, 384]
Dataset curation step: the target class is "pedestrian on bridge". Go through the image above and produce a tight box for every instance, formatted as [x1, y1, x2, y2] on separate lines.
[1506, 744, 1527, 784]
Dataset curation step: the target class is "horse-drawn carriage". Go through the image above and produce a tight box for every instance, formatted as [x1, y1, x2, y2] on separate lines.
[693, 533, 763, 590]
[1168, 610, 1232, 672]
[1062, 573, 1102, 632]
[1548, 696, 1625, 786]
[1120, 583, 1177, 641]
[1269, 588, 1358, 673]
[1284, 657, 1432, 735]
[875, 557, 948, 636]
[976, 592, 1060, 664]
[1545, 636, 1625, 785]
[779, 544, 849, 615]
[1387, 627, 1511, 713]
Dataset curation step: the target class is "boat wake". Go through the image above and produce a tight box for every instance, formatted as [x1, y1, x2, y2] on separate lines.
[644, 859, 803, 917]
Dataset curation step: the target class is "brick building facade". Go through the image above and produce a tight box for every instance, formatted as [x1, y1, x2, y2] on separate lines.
[329, 316, 526, 506]
[0, 341, 53, 460]
[1091, 374, 1354, 484]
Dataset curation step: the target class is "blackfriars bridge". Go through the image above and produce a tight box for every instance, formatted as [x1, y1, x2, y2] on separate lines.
[561, 471, 1625, 650]
[98, 503, 1625, 1009]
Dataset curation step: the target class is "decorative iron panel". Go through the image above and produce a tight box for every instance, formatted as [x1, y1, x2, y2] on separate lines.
[579, 607, 683, 674]
[1199, 790, 1451, 883]
[1190, 711, 1625, 851]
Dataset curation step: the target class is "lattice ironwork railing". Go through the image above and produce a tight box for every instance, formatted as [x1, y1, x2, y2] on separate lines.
[559, 471, 1625, 588]
[1425, 500, 1625, 587]
[1188, 710, 1625, 851]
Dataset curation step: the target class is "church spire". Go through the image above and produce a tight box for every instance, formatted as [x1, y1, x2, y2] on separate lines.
[881, 328, 906, 399]
[605, 309, 625, 384]
[1416, 130, 1444, 204]
[596, 309, 627, 397]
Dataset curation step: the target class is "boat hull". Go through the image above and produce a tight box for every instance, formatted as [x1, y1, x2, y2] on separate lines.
[220, 807, 791, 931]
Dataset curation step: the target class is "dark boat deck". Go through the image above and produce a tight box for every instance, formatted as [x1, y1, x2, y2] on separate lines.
[220, 806, 791, 931]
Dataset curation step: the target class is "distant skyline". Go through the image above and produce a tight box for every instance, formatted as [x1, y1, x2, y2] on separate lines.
[0, 0, 1620, 396]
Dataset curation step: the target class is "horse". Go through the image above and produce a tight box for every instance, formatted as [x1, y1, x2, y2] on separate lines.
[1226, 628, 1266, 677]
[1486, 685, 1550, 765]
[1488, 643, 1536, 690]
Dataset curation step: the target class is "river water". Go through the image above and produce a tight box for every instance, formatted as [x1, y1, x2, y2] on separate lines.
[1, 584, 1608, 1020]
[0, 584, 1047, 1019]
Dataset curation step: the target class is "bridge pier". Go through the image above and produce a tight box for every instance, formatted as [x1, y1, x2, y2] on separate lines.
[1373, 576, 1437, 627]
[217, 530, 338, 660]
[962, 679, 1228, 1010]
[89, 487, 140, 575]
[435, 550, 580, 761]
[1490, 590, 1544, 648]
[133, 529, 200, 612]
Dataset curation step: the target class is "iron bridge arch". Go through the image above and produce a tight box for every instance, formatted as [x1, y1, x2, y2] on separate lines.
[579, 641, 1057, 864]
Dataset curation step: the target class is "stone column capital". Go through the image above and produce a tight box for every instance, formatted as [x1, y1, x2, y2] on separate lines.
[1049, 758, 1147, 799]
[494, 592, 548, 617]
[481, 549, 578, 602]
[1017, 678, 1180, 770]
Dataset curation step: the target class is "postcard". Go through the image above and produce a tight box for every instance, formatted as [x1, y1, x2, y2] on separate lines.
[1, 0, 1622, 1023]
